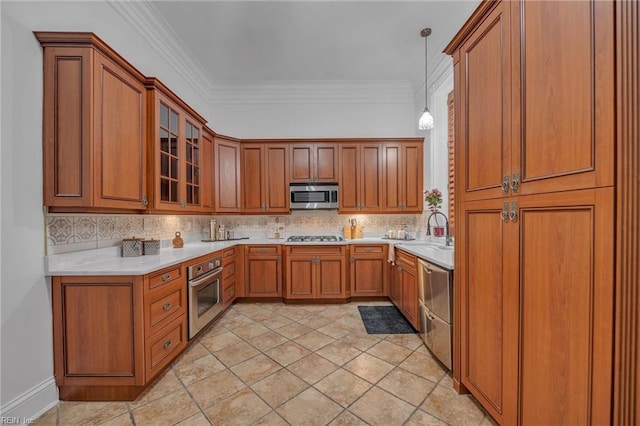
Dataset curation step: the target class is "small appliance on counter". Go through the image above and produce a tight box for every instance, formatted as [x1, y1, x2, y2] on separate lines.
[267, 217, 285, 239]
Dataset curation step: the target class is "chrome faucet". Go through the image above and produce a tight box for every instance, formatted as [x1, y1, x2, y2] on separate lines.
[426, 211, 452, 246]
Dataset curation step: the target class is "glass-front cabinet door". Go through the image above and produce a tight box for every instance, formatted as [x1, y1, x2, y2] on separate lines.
[159, 101, 180, 205]
[150, 83, 209, 212]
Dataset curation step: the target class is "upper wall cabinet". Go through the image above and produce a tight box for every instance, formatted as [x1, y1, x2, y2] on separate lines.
[290, 143, 338, 183]
[452, 0, 614, 203]
[339, 143, 383, 213]
[214, 135, 242, 213]
[241, 144, 289, 213]
[146, 79, 209, 213]
[37, 32, 148, 212]
[383, 141, 424, 213]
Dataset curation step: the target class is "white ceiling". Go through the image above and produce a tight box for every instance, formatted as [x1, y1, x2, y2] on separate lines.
[150, 1, 480, 90]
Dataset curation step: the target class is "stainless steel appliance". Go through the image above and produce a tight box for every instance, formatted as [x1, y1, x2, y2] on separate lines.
[289, 183, 339, 209]
[188, 255, 223, 339]
[286, 235, 344, 242]
[418, 258, 453, 369]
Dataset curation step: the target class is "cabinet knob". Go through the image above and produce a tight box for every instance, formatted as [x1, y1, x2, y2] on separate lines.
[163, 340, 173, 349]
[162, 301, 172, 311]
[162, 273, 172, 282]
[141, 195, 148, 207]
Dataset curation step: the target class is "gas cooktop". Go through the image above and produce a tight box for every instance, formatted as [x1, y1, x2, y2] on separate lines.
[286, 235, 344, 242]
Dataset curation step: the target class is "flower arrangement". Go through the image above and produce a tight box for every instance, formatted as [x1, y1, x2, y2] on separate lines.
[423, 188, 443, 213]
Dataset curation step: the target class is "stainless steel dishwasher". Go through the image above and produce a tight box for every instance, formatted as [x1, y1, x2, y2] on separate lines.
[418, 258, 453, 369]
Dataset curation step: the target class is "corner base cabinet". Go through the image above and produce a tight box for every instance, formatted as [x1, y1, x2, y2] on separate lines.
[52, 268, 187, 400]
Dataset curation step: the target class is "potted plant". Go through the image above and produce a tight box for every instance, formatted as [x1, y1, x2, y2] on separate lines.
[424, 188, 445, 237]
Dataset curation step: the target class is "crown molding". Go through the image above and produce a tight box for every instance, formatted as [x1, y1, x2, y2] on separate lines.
[209, 80, 415, 105]
[107, 0, 212, 96]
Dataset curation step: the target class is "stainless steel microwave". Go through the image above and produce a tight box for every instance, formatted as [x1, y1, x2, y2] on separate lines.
[289, 183, 339, 209]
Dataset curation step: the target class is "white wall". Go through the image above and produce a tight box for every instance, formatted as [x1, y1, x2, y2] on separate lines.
[0, 1, 209, 418]
[208, 81, 416, 138]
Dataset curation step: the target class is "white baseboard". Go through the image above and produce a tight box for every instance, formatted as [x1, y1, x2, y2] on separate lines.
[0, 377, 58, 421]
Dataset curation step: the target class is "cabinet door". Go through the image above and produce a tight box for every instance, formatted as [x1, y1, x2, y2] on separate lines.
[317, 256, 345, 298]
[400, 266, 419, 330]
[389, 261, 401, 307]
[265, 144, 289, 212]
[52, 276, 145, 386]
[290, 144, 314, 182]
[245, 247, 282, 297]
[182, 118, 203, 211]
[200, 132, 214, 210]
[154, 94, 182, 211]
[401, 142, 423, 212]
[511, 0, 614, 196]
[338, 144, 360, 212]
[287, 257, 314, 298]
[517, 189, 613, 425]
[383, 144, 403, 211]
[351, 253, 386, 296]
[360, 144, 383, 211]
[93, 53, 147, 210]
[458, 1, 512, 202]
[457, 198, 517, 425]
[215, 137, 241, 212]
[315, 143, 338, 182]
[241, 144, 265, 213]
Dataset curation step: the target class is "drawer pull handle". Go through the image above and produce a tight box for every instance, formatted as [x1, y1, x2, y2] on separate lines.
[364, 248, 373, 253]
[162, 273, 172, 282]
[163, 340, 173, 349]
[162, 301, 172, 311]
[260, 247, 267, 253]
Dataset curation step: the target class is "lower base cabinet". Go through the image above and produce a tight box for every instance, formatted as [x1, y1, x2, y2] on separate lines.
[350, 245, 388, 296]
[244, 245, 282, 297]
[389, 248, 419, 330]
[52, 266, 187, 401]
[285, 246, 347, 299]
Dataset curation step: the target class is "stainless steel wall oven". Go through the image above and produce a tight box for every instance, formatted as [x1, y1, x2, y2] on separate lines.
[188, 255, 223, 339]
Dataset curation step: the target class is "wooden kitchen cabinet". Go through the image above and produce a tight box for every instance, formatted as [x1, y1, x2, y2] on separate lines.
[285, 246, 347, 300]
[290, 143, 338, 183]
[221, 247, 238, 307]
[339, 143, 384, 212]
[52, 267, 187, 400]
[395, 249, 419, 330]
[446, 1, 615, 424]
[350, 245, 388, 296]
[241, 143, 289, 213]
[37, 32, 148, 212]
[200, 128, 215, 210]
[214, 135, 242, 213]
[147, 80, 209, 213]
[244, 245, 282, 298]
[389, 260, 402, 307]
[383, 142, 423, 213]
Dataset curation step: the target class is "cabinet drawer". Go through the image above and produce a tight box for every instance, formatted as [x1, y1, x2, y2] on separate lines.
[222, 261, 236, 280]
[352, 245, 385, 254]
[287, 246, 344, 255]
[247, 246, 279, 254]
[147, 266, 182, 292]
[146, 283, 185, 334]
[223, 247, 236, 264]
[146, 316, 187, 380]
[396, 250, 417, 271]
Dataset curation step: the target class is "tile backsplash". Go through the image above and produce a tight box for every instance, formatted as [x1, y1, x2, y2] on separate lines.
[46, 211, 434, 255]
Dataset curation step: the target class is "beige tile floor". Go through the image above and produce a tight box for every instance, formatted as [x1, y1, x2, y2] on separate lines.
[34, 301, 495, 426]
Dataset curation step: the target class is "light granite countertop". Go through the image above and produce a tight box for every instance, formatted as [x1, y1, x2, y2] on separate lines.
[45, 235, 453, 276]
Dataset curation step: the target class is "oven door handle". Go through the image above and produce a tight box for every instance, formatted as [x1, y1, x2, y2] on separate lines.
[189, 267, 223, 288]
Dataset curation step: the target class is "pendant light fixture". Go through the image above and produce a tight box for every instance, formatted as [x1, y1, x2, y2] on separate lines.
[418, 27, 434, 130]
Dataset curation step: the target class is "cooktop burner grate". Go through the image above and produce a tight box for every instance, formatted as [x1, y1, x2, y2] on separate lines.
[286, 235, 343, 242]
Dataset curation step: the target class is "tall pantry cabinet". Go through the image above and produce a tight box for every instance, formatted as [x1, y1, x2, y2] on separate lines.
[446, 1, 615, 425]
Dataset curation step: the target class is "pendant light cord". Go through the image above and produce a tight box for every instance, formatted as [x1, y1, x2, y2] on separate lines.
[421, 28, 431, 111]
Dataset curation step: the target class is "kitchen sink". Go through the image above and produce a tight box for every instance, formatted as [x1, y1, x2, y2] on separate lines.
[397, 241, 454, 250]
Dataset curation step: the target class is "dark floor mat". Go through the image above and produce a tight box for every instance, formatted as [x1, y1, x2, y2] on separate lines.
[357, 305, 416, 334]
